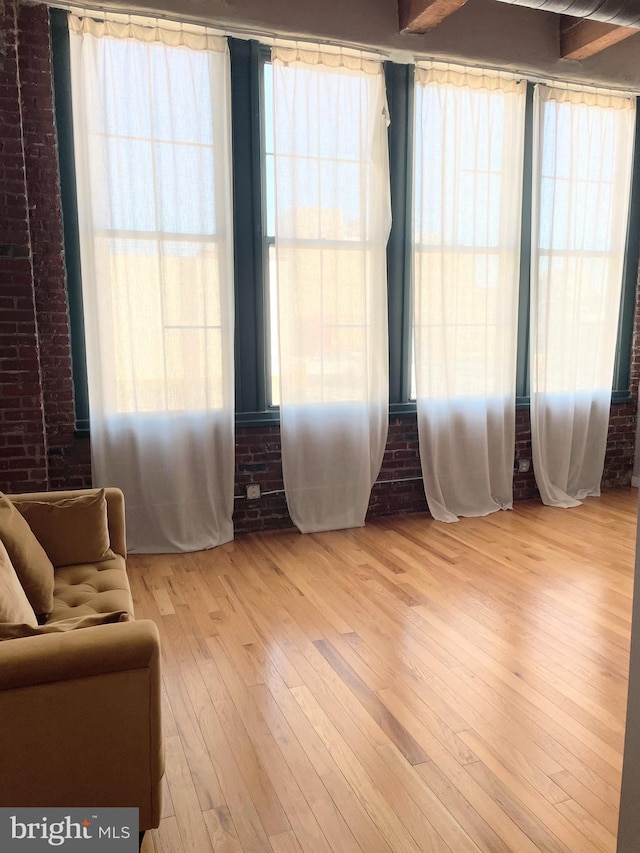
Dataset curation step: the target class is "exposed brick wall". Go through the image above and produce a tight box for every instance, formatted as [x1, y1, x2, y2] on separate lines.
[16, 3, 91, 490]
[513, 407, 536, 501]
[233, 425, 289, 533]
[0, 0, 49, 493]
[0, 1, 89, 495]
[234, 395, 638, 532]
[369, 416, 426, 517]
[603, 402, 637, 489]
[1, 2, 638, 534]
[233, 417, 430, 532]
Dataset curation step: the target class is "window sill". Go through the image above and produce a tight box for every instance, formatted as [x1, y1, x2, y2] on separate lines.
[73, 390, 635, 435]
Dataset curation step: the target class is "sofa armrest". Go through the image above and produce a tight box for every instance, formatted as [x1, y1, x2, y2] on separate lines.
[8, 487, 127, 559]
[0, 619, 158, 690]
[0, 620, 163, 830]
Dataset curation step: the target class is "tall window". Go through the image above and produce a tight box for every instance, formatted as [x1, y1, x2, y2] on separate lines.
[533, 87, 635, 396]
[266, 45, 391, 532]
[413, 65, 526, 403]
[68, 15, 236, 551]
[411, 64, 526, 521]
[530, 86, 636, 507]
[70, 19, 233, 417]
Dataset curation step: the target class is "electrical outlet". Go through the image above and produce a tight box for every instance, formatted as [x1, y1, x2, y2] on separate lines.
[246, 484, 261, 500]
[515, 458, 531, 473]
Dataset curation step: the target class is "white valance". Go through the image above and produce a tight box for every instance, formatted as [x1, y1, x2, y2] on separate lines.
[416, 63, 525, 94]
[272, 45, 382, 75]
[68, 13, 226, 52]
[537, 84, 634, 111]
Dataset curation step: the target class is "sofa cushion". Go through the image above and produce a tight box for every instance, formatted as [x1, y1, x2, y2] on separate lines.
[0, 493, 54, 618]
[48, 554, 134, 623]
[0, 539, 37, 628]
[17, 489, 115, 568]
[0, 610, 131, 640]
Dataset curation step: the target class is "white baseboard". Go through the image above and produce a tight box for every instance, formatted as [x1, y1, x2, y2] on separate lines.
[632, 476, 640, 488]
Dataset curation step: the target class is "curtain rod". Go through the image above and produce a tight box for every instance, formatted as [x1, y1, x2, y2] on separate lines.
[418, 59, 640, 98]
[46, 1, 390, 58]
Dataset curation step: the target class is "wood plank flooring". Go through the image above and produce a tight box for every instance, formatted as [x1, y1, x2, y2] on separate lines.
[130, 488, 638, 853]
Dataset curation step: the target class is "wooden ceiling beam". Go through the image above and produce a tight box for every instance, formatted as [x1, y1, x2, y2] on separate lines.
[560, 15, 638, 60]
[398, 0, 470, 34]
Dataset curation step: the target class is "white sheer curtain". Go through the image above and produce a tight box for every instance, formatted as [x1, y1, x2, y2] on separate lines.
[270, 46, 391, 533]
[530, 86, 635, 507]
[69, 15, 235, 552]
[413, 65, 526, 522]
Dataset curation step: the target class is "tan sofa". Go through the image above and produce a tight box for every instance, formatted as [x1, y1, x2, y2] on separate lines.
[0, 488, 163, 840]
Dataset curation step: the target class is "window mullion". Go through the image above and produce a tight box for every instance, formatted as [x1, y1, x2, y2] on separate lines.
[385, 62, 414, 406]
[516, 80, 535, 403]
[229, 38, 267, 414]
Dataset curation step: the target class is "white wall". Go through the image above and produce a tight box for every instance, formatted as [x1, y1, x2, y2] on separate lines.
[618, 489, 640, 851]
[92, 0, 640, 89]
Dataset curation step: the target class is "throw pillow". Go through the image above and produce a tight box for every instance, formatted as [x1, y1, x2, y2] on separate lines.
[0, 492, 55, 617]
[0, 610, 130, 641]
[16, 489, 115, 567]
[0, 539, 37, 628]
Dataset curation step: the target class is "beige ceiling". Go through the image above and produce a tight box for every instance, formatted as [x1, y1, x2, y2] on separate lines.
[398, 0, 640, 59]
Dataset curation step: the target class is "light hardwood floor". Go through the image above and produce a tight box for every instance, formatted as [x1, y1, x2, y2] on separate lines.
[131, 488, 638, 853]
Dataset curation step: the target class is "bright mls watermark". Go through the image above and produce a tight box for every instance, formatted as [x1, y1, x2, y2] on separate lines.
[0, 808, 138, 850]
